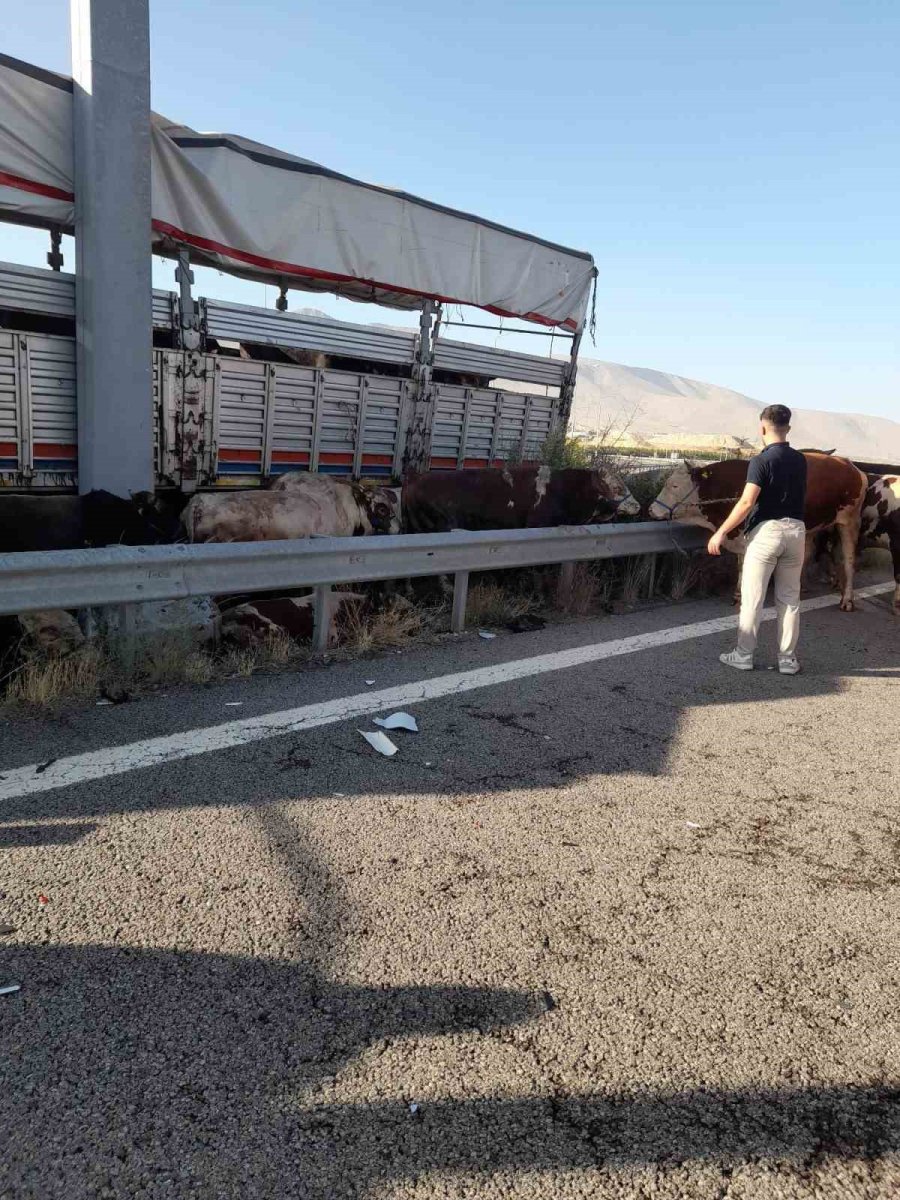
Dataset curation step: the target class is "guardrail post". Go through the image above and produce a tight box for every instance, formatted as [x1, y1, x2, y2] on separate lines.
[451, 570, 469, 632]
[557, 561, 576, 609]
[312, 585, 333, 653]
[646, 553, 658, 599]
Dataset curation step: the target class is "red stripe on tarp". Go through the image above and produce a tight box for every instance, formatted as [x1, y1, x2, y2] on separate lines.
[271, 450, 311, 463]
[0, 441, 17, 456]
[0, 171, 74, 203]
[361, 454, 394, 466]
[319, 452, 354, 464]
[0, 174, 581, 331]
[429, 457, 458, 468]
[34, 442, 77, 459]
[218, 448, 261, 462]
[463, 458, 491, 469]
[152, 220, 580, 332]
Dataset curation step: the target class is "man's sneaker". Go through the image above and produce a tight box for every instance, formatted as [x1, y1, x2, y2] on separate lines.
[778, 655, 801, 675]
[719, 649, 754, 671]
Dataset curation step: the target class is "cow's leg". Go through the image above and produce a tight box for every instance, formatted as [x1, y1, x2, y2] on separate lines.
[835, 513, 860, 612]
[889, 531, 900, 614]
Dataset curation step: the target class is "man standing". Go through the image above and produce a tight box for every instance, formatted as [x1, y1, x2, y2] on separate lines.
[708, 405, 808, 674]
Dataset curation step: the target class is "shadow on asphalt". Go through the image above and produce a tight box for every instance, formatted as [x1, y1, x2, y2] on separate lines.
[1, 938, 897, 1196]
[2, 603, 898, 1193]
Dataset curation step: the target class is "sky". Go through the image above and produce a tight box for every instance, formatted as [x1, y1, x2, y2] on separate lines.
[1, 0, 898, 419]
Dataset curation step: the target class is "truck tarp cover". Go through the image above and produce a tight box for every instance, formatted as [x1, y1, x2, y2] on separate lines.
[0, 54, 594, 330]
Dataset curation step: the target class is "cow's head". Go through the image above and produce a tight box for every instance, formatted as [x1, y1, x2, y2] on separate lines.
[364, 486, 402, 535]
[593, 465, 641, 519]
[648, 461, 704, 522]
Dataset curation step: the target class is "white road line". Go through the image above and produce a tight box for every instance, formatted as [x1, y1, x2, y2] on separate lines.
[0, 582, 892, 803]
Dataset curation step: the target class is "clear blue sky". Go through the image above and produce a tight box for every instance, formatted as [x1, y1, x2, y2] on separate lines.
[2, 0, 898, 418]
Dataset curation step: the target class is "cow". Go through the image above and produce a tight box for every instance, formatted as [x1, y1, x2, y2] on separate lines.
[0, 490, 184, 554]
[860, 474, 900, 612]
[648, 452, 868, 611]
[817, 474, 900, 613]
[182, 475, 401, 543]
[402, 465, 640, 534]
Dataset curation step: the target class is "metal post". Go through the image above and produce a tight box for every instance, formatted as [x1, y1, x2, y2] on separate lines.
[451, 570, 469, 633]
[71, 0, 154, 498]
[557, 561, 576, 608]
[646, 553, 658, 599]
[47, 229, 64, 272]
[402, 300, 437, 475]
[557, 323, 584, 433]
[312, 585, 332, 653]
[175, 248, 201, 351]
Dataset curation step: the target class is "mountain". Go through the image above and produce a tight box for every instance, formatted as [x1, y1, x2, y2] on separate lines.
[569, 360, 900, 462]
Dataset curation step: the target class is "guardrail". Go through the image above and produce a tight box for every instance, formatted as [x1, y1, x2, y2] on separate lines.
[0, 521, 708, 650]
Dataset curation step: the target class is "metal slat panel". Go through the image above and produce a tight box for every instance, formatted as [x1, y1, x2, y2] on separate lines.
[362, 376, 404, 460]
[433, 338, 565, 387]
[0, 333, 18, 458]
[272, 363, 317, 463]
[205, 299, 417, 365]
[319, 370, 362, 467]
[151, 290, 175, 329]
[217, 360, 268, 451]
[27, 334, 77, 444]
[462, 390, 501, 459]
[0, 262, 75, 319]
[0, 263, 174, 329]
[431, 384, 467, 460]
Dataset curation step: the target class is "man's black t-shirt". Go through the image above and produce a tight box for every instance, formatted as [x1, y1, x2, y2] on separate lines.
[745, 442, 807, 534]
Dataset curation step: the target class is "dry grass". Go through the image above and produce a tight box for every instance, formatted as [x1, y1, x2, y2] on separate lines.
[465, 580, 539, 628]
[339, 597, 426, 654]
[621, 554, 657, 604]
[1, 626, 308, 710]
[219, 630, 299, 677]
[5, 645, 104, 706]
[557, 563, 612, 616]
[668, 553, 706, 601]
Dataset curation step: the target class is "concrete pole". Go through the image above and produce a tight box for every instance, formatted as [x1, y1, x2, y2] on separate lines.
[71, 0, 154, 497]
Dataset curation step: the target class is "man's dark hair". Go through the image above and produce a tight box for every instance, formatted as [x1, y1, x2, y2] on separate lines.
[760, 404, 792, 429]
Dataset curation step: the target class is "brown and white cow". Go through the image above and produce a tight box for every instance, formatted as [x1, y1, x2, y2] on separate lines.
[860, 474, 900, 612]
[182, 475, 401, 543]
[402, 465, 640, 533]
[648, 452, 867, 610]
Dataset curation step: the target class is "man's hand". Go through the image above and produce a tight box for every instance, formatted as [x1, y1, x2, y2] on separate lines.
[707, 530, 725, 556]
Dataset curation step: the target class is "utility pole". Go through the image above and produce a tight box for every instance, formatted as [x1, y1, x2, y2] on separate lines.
[71, 0, 154, 497]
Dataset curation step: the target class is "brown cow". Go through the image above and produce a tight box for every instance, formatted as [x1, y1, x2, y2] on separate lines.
[182, 475, 401, 543]
[402, 465, 640, 533]
[649, 453, 867, 610]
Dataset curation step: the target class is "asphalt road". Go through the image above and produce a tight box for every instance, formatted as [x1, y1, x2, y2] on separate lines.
[1, 580, 898, 1199]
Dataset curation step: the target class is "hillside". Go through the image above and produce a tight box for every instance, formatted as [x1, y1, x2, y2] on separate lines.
[569, 360, 900, 461]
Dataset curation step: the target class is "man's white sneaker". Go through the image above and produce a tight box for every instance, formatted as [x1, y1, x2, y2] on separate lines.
[720, 649, 754, 671]
[778, 655, 801, 675]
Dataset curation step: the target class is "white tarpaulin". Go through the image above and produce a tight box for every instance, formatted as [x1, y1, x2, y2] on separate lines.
[0, 53, 595, 330]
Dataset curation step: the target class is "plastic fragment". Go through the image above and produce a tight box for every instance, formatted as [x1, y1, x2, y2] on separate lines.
[95, 699, 113, 707]
[373, 712, 418, 733]
[38, 894, 49, 905]
[685, 821, 701, 829]
[359, 730, 398, 757]
[365, 680, 375, 686]
[478, 630, 497, 640]
[0, 984, 21, 996]
[409, 1102, 419, 1114]
[224, 702, 243, 707]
